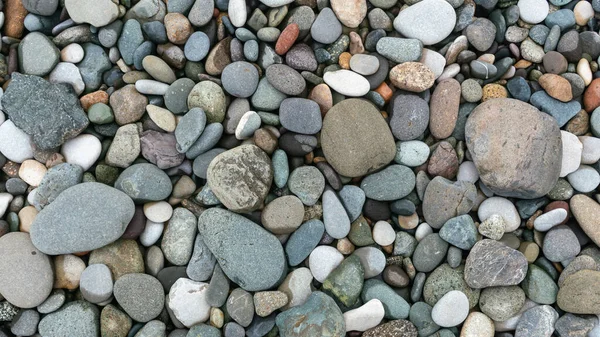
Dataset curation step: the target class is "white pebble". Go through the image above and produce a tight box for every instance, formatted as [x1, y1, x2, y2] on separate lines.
[457, 161, 479, 183]
[431, 290, 469, 327]
[478, 197, 521, 232]
[27, 188, 37, 206]
[228, 0, 247, 27]
[567, 165, 600, 193]
[579, 136, 600, 164]
[61, 134, 102, 171]
[461, 312, 495, 337]
[323, 70, 370, 97]
[344, 299, 385, 331]
[18, 159, 47, 187]
[235, 111, 261, 140]
[420, 48, 446, 80]
[135, 79, 169, 95]
[577, 58, 593, 86]
[308, 245, 344, 282]
[0, 120, 34, 163]
[517, 0, 549, 24]
[437, 63, 460, 82]
[533, 208, 568, 232]
[372, 221, 395, 246]
[49, 62, 86, 95]
[0, 193, 13, 218]
[353, 247, 386, 279]
[574, 0, 594, 26]
[168, 278, 210, 327]
[560, 131, 582, 177]
[396, 140, 430, 167]
[0, 111, 5, 126]
[143, 201, 174, 223]
[60, 43, 85, 63]
[140, 220, 164, 247]
[415, 222, 433, 241]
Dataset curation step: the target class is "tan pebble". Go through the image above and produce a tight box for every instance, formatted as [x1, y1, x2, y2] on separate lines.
[308, 84, 333, 116]
[514, 59, 532, 68]
[254, 128, 278, 154]
[80, 91, 109, 111]
[18, 206, 38, 233]
[519, 241, 539, 263]
[45, 153, 66, 168]
[254, 291, 289, 317]
[172, 175, 197, 199]
[337, 237, 355, 255]
[54, 254, 86, 290]
[330, 0, 367, 28]
[164, 13, 193, 44]
[339, 52, 352, 69]
[4, 0, 28, 38]
[574, 0, 594, 26]
[481, 83, 508, 101]
[349, 31, 365, 55]
[477, 54, 495, 64]
[210, 307, 224, 328]
[461, 312, 495, 337]
[389, 62, 435, 92]
[18, 160, 47, 187]
[398, 213, 419, 230]
[565, 109, 590, 136]
[437, 63, 460, 82]
[577, 58, 593, 86]
[146, 105, 176, 132]
[538, 73, 573, 102]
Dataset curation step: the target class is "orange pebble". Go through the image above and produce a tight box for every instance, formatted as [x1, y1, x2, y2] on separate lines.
[339, 52, 351, 69]
[275, 23, 299, 55]
[80, 90, 109, 111]
[375, 82, 393, 103]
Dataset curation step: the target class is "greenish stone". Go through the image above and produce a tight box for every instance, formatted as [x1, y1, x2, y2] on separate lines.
[83, 172, 96, 182]
[533, 257, 559, 280]
[184, 61, 205, 82]
[362, 279, 410, 319]
[409, 302, 440, 337]
[275, 292, 344, 336]
[547, 178, 574, 200]
[326, 35, 349, 64]
[322, 254, 364, 308]
[95, 164, 120, 185]
[348, 216, 375, 247]
[423, 264, 480, 309]
[257, 111, 279, 126]
[521, 264, 558, 305]
[88, 103, 114, 125]
[438, 214, 477, 250]
[7, 212, 19, 232]
[272, 149, 289, 189]
[187, 324, 221, 337]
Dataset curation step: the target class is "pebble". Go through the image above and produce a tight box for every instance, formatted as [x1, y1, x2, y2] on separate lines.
[262, 196, 304, 235]
[113, 273, 164, 322]
[389, 94, 429, 141]
[323, 70, 370, 97]
[515, 305, 558, 337]
[266, 64, 306, 96]
[279, 98, 321, 134]
[389, 62, 435, 92]
[464, 239, 528, 288]
[422, 176, 477, 229]
[114, 163, 172, 202]
[222, 61, 259, 98]
[80, 264, 113, 304]
[276, 292, 344, 336]
[310, 8, 342, 44]
[431, 290, 469, 327]
[372, 221, 395, 246]
[376, 37, 423, 64]
[568, 165, 600, 193]
[394, 0, 457, 45]
[478, 197, 521, 232]
[168, 278, 210, 327]
[321, 99, 395, 177]
[38, 301, 100, 337]
[30, 182, 134, 254]
[518, 0, 549, 24]
[344, 299, 385, 332]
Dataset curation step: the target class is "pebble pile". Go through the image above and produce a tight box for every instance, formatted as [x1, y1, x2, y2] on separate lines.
[2, 0, 600, 336]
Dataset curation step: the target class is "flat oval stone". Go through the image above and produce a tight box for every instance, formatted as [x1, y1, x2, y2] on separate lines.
[114, 163, 173, 203]
[393, 0, 457, 45]
[222, 61, 260, 98]
[376, 37, 423, 64]
[465, 98, 562, 199]
[38, 301, 100, 337]
[0, 232, 53, 308]
[279, 98, 322, 134]
[265, 64, 305, 96]
[30, 182, 135, 255]
[310, 8, 342, 44]
[184, 31, 210, 62]
[321, 99, 396, 177]
[113, 273, 165, 322]
[388, 94, 429, 141]
[285, 219, 325, 267]
[360, 165, 415, 201]
[198, 208, 286, 291]
[323, 70, 370, 97]
[207, 144, 272, 212]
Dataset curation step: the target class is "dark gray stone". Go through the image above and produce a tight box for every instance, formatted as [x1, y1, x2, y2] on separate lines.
[389, 93, 429, 141]
[464, 239, 529, 289]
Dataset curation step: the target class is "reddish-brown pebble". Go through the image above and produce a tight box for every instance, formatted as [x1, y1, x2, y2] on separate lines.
[538, 74, 573, 102]
[375, 82, 393, 103]
[275, 23, 299, 55]
[309, 84, 333, 116]
[338, 52, 351, 69]
[80, 91, 109, 111]
[429, 78, 461, 139]
[4, 0, 28, 38]
[584, 78, 600, 112]
[164, 13, 193, 45]
[565, 109, 589, 135]
[428, 141, 459, 179]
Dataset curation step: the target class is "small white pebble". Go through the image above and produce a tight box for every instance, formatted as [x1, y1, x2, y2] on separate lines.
[18, 159, 47, 187]
[344, 299, 385, 331]
[140, 220, 164, 247]
[457, 161, 479, 183]
[372, 221, 395, 246]
[143, 201, 174, 223]
[415, 222, 433, 241]
[60, 43, 85, 63]
[533, 208, 568, 232]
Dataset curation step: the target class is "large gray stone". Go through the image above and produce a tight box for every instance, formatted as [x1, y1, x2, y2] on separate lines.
[197, 208, 286, 291]
[464, 239, 529, 289]
[38, 301, 100, 337]
[114, 163, 173, 202]
[2, 73, 89, 150]
[30, 182, 135, 254]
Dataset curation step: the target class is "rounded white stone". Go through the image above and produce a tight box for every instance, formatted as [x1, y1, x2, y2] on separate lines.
[0, 120, 34, 163]
[79, 264, 113, 304]
[278, 267, 313, 309]
[372, 221, 395, 246]
[393, 0, 456, 45]
[461, 312, 495, 337]
[420, 49, 446, 79]
[344, 299, 385, 331]
[415, 222, 433, 241]
[517, 0, 549, 24]
[0, 111, 5, 126]
[574, 0, 594, 26]
[397, 141, 430, 167]
[308, 245, 344, 282]
[431, 290, 469, 327]
[0, 193, 13, 218]
[140, 220, 164, 247]
[61, 134, 102, 171]
[533, 208, 568, 232]
[228, 0, 247, 27]
[568, 165, 600, 193]
[478, 197, 521, 232]
[259, 0, 294, 6]
[235, 111, 261, 140]
[560, 131, 583, 177]
[353, 246, 386, 278]
[349, 54, 380, 76]
[579, 136, 600, 164]
[61, 43, 85, 63]
[143, 201, 174, 223]
[18, 160, 47, 187]
[457, 161, 479, 183]
[577, 58, 593, 86]
[168, 278, 210, 328]
[49, 62, 85, 94]
[323, 70, 370, 97]
[135, 79, 169, 95]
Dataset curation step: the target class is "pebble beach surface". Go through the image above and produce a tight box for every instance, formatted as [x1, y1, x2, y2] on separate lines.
[1, 0, 600, 336]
